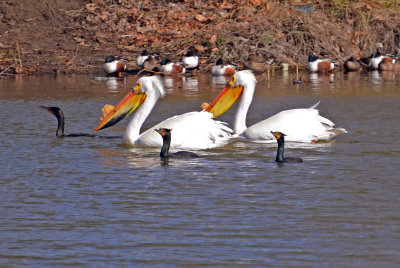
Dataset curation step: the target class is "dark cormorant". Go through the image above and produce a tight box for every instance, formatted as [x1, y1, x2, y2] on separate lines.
[155, 128, 199, 158]
[41, 106, 121, 138]
[271, 131, 303, 163]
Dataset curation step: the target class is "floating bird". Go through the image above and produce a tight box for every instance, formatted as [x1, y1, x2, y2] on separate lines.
[41, 106, 120, 139]
[344, 56, 361, 72]
[160, 59, 185, 75]
[378, 57, 400, 72]
[102, 56, 127, 77]
[211, 58, 237, 76]
[307, 55, 335, 73]
[243, 55, 273, 73]
[204, 70, 346, 143]
[136, 50, 149, 68]
[155, 128, 199, 158]
[368, 52, 395, 70]
[271, 131, 303, 163]
[181, 51, 199, 74]
[95, 76, 233, 150]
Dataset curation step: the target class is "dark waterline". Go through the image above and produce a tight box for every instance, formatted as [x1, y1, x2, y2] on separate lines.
[0, 71, 399, 266]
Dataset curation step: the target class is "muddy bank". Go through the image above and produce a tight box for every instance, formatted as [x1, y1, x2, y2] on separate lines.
[1, 0, 399, 75]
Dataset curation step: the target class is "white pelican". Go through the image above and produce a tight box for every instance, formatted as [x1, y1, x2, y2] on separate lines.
[95, 75, 232, 150]
[205, 70, 347, 143]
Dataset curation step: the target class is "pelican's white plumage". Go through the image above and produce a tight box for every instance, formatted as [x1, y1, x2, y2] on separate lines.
[228, 70, 346, 142]
[119, 76, 232, 150]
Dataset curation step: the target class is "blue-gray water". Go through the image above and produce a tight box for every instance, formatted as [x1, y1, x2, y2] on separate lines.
[0, 71, 399, 266]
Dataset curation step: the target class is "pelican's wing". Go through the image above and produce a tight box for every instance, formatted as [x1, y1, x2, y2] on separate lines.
[137, 111, 233, 150]
[242, 108, 346, 143]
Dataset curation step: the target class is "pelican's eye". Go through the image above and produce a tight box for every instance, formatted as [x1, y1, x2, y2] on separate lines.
[227, 76, 236, 87]
[133, 82, 142, 92]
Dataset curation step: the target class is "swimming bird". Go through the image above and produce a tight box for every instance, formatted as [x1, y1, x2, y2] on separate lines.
[344, 56, 361, 72]
[368, 52, 395, 70]
[136, 50, 149, 68]
[243, 55, 273, 73]
[211, 58, 237, 76]
[155, 128, 199, 158]
[160, 59, 185, 75]
[378, 57, 400, 72]
[40, 106, 120, 139]
[102, 56, 127, 77]
[271, 131, 303, 163]
[181, 51, 199, 74]
[95, 76, 233, 150]
[204, 70, 346, 143]
[307, 55, 335, 73]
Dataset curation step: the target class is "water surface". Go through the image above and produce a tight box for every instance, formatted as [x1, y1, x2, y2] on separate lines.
[0, 70, 399, 266]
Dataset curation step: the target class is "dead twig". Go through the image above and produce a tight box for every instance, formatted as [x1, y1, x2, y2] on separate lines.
[0, 62, 17, 76]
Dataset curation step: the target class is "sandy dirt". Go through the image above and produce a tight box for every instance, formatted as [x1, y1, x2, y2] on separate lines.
[1, 0, 399, 75]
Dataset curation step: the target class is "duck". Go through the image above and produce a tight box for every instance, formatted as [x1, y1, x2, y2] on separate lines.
[243, 55, 273, 73]
[102, 56, 127, 77]
[155, 128, 199, 158]
[142, 55, 160, 70]
[307, 55, 335, 73]
[41, 106, 120, 139]
[95, 75, 233, 150]
[204, 70, 346, 143]
[378, 57, 400, 72]
[344, 56, 361, 72]
[270, 131, 303, 163]
[211, 58, 237, 76]
[136, 50, 149, 68]
[368, 52, 395, 70]
[160, 59, 185, 75]
[181, 51, 199, 74]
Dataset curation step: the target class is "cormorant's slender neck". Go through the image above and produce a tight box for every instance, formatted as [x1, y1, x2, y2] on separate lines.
[56, 111, 65, 137]
[160, 134, 171, 158]
[275, 137, 285, 162]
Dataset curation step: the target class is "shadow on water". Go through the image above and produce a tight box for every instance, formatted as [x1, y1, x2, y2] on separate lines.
[0, 70, 400, 266]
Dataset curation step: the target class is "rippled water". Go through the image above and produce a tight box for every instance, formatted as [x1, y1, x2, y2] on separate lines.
[0, 71, 399, 266]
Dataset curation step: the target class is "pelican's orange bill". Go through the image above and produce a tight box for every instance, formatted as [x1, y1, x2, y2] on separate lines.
[205, 85, 244, 118]
[94, 91, 147, 131]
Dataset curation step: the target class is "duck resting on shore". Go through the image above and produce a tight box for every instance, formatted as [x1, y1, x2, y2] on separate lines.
[271, 131, 303, 163]
[155, 128, 199, 158]
[102, 56, 127, 77]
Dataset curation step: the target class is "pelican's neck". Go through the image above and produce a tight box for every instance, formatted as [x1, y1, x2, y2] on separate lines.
[123, 93, 159, 145]
[233, 82, 255, 135]
[275, 138, 285, 162]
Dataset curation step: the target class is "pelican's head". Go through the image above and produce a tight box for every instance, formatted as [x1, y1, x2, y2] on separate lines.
[205, 70, 257, 118]
[95, 76, 165, 131]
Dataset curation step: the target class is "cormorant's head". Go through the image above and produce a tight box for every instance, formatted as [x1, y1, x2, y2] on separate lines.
[40, 106, 63, 120]
[271, 131, 286, 140]
[155, 128, 172, 137]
